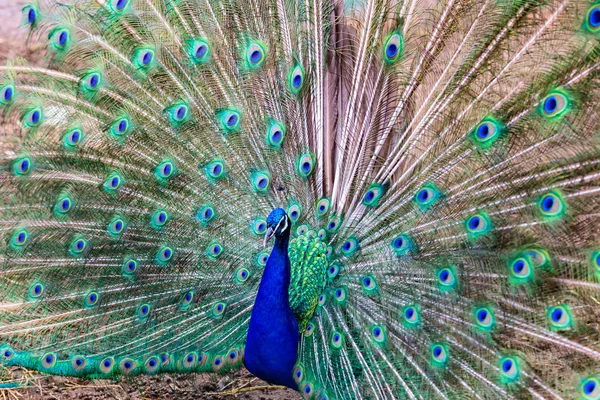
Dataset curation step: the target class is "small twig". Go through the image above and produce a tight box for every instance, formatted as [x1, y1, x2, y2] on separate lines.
[205, 384, 286, 396]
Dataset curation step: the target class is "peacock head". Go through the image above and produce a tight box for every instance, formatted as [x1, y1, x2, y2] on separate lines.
[264, 208, 290, 246]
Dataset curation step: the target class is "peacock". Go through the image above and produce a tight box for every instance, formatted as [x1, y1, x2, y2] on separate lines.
[3, 0, 600, 398]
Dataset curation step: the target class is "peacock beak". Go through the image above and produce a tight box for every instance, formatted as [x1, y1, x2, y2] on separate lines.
[263, 227, 275, 247]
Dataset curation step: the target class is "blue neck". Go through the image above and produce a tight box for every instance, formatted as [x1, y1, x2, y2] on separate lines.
[244, 230, 299, 390]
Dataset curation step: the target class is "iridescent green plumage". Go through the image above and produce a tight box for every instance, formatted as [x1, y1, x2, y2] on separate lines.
[2, 0, 600, 398]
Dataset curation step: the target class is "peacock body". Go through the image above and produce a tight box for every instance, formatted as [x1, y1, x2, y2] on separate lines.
[2, 0, 600, 398]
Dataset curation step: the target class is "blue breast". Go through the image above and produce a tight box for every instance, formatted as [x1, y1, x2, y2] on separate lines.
[245, 232, 299, 390]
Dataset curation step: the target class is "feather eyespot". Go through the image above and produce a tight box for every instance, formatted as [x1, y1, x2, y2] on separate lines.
[315, 198, 331, 217]
[431, 344, 448, 367]
[465, 212, 493, 239]
[391, 233, 415, 256]
[110, 116, 130, 138]
[23, 5, 37, 25]
[84, 291, 99, 307]
[29, 282, 44, 298]
[212, 302, 226, 318]
[12, 157, 32, 176]
[383, 32, 404, 63]
[133, 48, 155, 68]
[403, 305, 420, 327]
[581, 377, 600, 399]
[100, 357, 114, 373]
[137, 303, 151, 319]
[0, 84, 15, 104]
[150, 210, 169, 229]
[70, 237, 89, 256]
[156, 246, 174, 264]
[246, 42, 266, 68]
[266, 120, 286, 147]
[540, 90, 571, 119]
[587, 5, 600, 33]
[50, 28, 70, 50]
[334, 287, 346, 303]
[289, 64, 305, 93]
[42, 353, 57, 369]
[256, 251, 269, 267]
[537, 191, 566, 219]
[362, 184, 385, 207]
[287, 203, 301, 222]
[155, 160, 176, 181]
[296, 153, 315, 178]
[414, 183, 441, 209]
[207, 242, 223, 258]
[107, 216, 127, 237]
[234, 267, 250, 283]
[196, 205, 217, 225]
[23, 107, 43, 127]
[72, 356, 87, 370]
[251, 171, 270, 192]
[145, 356, 160, 373]
[437, 267, 457, 290]
[123, 258, 138, 275]
[81, 72, 101, 92]
[111, 0, 130, 12]
[189, 39, 210, 62]
[340, 237, 359, 256]
[11, 228, 29, 248]
[499, 357, 520, 382]
[473, 306, 495, 331]
[547, 305, 573, 331]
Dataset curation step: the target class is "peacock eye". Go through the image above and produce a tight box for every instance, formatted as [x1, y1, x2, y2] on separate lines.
[266, 120, 286, 147]
[465, 212, 493, 239]
[390, 233, 416, 256]
[500, 357, 520, 382]
[331, 331, 343, 348]
[104, 172, 124, 191]
[23, 5, 37, 24]
[167, 103, 189, 124]
[137, 303, 151, 318]
[287, 203, 301, 222]
[581, 377, 600, 399]
[289, 64, 305, 93]
[217, 109, 242, 133]
[23, 107, 43, 127]
[123, 258, 138, 274]
[430, 344, 448, 366]
[85, 291, 99, 306]
[155, 160, 176, 181]
[111, 0, 130, 12]
[0, 84, 15, 104]
[403, 305, 420, 326]
[246, 42, 266, 68]
[383, 32, 404, 63]
[362, 183, 385, 207]
[473, 306, 495, 331]
[81, 72, 101, 91]
[204, 160, 225, 179]
[537, 191, 566, 219]
[509, 257, 533, 283]
[540, 90, 570, 119]
[51, 28, 70, 50]
[13, 157, 32, 176]
[190, 39, 210, 62]
[340, 237, 359, 256]
[296, 153, 315, 178]
[315, 198, 331, 218]
[471, 117, 504, 149]
[151, 210, 169, 229]
[207, 242, 223, 258]
[251, 171, 270, 193]
[110, 116, 130, 137]
[547, 305, 573, 331]
[437, 267, 457, 290]
[587, 5, 600, 33]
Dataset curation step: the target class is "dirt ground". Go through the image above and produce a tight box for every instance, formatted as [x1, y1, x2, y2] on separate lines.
[0, 1, 297, 398]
